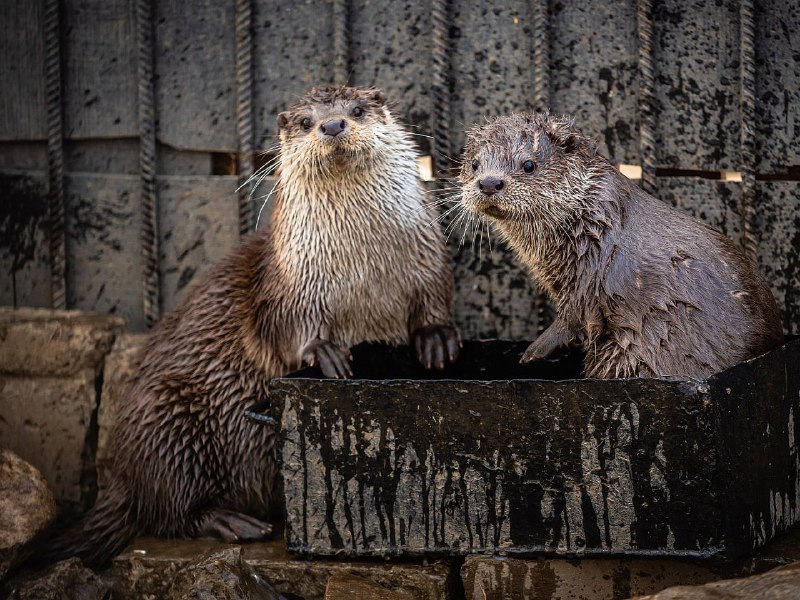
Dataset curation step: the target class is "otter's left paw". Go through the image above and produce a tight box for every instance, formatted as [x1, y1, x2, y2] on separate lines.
[413, 325, 461, 370]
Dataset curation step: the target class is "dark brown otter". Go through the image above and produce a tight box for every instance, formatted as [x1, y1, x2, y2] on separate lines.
[458, 113, 783, 379]
[45, 86, 459, 566]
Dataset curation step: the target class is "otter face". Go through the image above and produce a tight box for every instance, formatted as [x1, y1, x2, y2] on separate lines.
[276, 86, 389, 164]
[459, 113, 592, 224]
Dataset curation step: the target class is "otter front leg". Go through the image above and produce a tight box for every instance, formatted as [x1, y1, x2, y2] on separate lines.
[301, 339, 353, 379]
[413, 325, 461, 370]
[520, 318, 576, 364]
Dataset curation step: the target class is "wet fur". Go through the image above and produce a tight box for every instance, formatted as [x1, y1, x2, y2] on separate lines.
[460, 113, 783, 379]
[46, 87, 454, 566]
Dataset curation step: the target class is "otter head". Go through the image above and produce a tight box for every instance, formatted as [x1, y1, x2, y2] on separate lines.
[276, 86, 391, 171]
[459, 113, 597, 228]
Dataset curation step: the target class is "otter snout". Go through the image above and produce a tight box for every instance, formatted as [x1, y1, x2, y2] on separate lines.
[478, 176, 505, 196]
[320, 119, 347, 138]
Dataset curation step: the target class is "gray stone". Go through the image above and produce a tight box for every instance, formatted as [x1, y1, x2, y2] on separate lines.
[630, 562, 800, 600]
[167, 547, 284, 600]
[96, 333, 147, 493]
[3, 557, 111, 599]
[0, 307, 124, 377]
[325, 572, 414, 600]
[0, 449, 56, 579]
[0, 308, 124, 509]
[111, 537, 453, 600]
[461, 526, 800, 600]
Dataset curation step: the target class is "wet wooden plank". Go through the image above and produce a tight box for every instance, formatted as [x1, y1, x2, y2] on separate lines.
[251, 0, 334, 150]
[449, 1, 536, 156]
[275, 340, 800, 559]
[652, 0, 741, 170]
[755, 183, 800, 335]
[155, 0, 237, 151]
[157, 175, 239, 313]
[349, 0, 434, 154]
[655, 177, 744, 245]
[64, 173, 144, 330]
[62, 0, 138, 139]
[0, 1, 47, 141]
[0, 172, 51, 308]
[549, 0, 640, 165]
[755, 0, 800, 173]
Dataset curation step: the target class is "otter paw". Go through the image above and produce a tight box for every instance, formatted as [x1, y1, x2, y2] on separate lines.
[200, 509, 272, 543]
[302, 340, 353, 379]
[520, 339, 551, 364]
[413, 325, 461, 370]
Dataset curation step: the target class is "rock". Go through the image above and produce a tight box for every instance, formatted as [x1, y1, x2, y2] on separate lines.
[461, 556, 719, 600]
[95, 334, 147, 492]
[325, 572, 413, 600]
[112, 537, 454, 600]
[629, 562, 800, 599]
[0, 449, 56, 578]
[461, 527, 800, 600]
[3, 557, 111, 599]
[0, 308, 124, 512]
[167, 547, 284, 600]
[0, 307, 124, 377]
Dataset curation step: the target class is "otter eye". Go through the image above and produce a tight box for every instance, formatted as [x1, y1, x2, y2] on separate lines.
[351, 106, 364, 117]
[301, 117, 312, 130]
[523, 160, 536, 173]
[471, 159, 479, 172]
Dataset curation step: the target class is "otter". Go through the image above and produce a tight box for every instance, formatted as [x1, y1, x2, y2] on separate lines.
[458, 113, 782, 379]
[45, 86, 460, 566]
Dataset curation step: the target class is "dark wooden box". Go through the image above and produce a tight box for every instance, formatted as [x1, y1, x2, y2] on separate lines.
[264, 338, 800, 560]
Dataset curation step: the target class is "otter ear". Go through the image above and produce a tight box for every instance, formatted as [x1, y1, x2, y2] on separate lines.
[369, 89, 385, 105]
[277, 112, 290, 129]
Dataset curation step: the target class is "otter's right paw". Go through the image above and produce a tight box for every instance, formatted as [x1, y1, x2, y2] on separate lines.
[302, 340, 353, 379]
[200, 509, 272, 543]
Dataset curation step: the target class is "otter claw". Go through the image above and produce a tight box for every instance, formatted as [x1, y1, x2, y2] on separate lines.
[303, 340, 352, 379]
[200, 509, 272, 543]
[413, 325, 461, 370]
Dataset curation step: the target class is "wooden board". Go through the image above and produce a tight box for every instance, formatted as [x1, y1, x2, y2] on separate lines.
[349, 0, 434, 154]
[449, 0, 537, 155]
[155, 0, 237, 151]
[549, 0, 641, 165]
[755, 0, 800, 173]
[62, 0, 138, 139]
[251, 0, 334, 149]
[755, 182, 800, 335]
[0, 0, 47, 141]
[0, 172, 51, 308]
[275, 339, 800, 559]
[64, 173, 144, 330]
[157, 175, 239, 313]
[652, 0, 741, 170]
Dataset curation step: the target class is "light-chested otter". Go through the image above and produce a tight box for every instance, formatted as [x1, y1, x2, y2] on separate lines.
[458, 112, 782, 379]
[44, 86, 459, 566]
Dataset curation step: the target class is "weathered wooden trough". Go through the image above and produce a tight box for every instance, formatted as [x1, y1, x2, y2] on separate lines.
[252, 338, 799, 560]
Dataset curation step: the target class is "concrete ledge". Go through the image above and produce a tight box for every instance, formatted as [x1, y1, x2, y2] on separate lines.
[111, 537, 455, 600]
[0, 307, 124, 377]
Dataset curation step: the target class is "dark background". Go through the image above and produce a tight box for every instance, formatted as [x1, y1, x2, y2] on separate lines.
[1, 0, 798, 336]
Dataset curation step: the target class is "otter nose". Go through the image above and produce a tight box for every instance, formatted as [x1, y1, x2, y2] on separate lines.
[320, 119, 346, 137]
[478, 177, 505, 196]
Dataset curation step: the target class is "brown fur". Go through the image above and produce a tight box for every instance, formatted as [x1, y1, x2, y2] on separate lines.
[45, 86, 456, 566]
[459, 113, 783, 379]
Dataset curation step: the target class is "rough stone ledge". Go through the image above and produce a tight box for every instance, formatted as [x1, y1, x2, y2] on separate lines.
[111, 537, 455, 600]
[461, 525, 800, 600]
[0, 307, 125, 377]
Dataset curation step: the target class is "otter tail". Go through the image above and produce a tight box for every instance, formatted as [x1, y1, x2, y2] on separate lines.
[37, 482, 138, 569]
